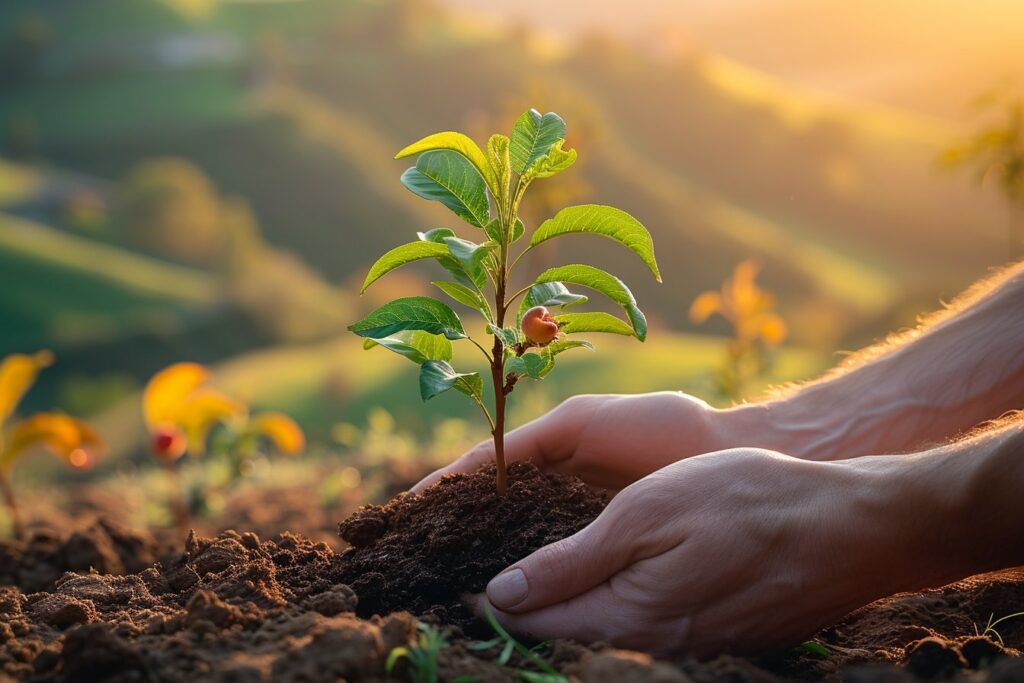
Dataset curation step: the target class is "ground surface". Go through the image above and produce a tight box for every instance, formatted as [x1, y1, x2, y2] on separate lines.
[0, 465, 1020, 682]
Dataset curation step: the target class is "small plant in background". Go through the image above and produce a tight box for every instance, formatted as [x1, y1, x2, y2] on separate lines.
[690, 260, 787, 402]
[143, 362, 305, 521]
[0, 351, 103, 539]
[350, 108, 660, 494]
[941, 87, 1024, 259]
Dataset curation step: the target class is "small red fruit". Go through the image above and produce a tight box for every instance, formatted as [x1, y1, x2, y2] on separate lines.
[521, 306, 559, 344]
[151, 425, 187, 462]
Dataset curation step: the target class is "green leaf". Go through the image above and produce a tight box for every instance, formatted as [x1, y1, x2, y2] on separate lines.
[362, 330, 453, 364]
[401, 150, 490, 227]
[518, 282, 588, 322]
[534, 264, 648, 340]
[484, 218, 525, 245]
[538, 339, 594, 377]
[444, 236, 495, 273]
[508, 353, 546, 379]
[624, 303, 648, 342]
[417, 227, 456, 243]
[432, 281, 491, 320]
[510, 109, 566, 174]
[417, 230, 485, 289]
[419, 360, 482, 401]
[349, 297, 467, 340]
[530, 205, 661, 282]
[360, 241, 450, 293]
[535, 264, 634, 305]
[395, 131, 498, 196]
[486, 133, 511, 205]
[554, 311, 634, 337]
[487, 324, 520, 347]
[526, 140, 577, 180]
[795, 641, 831, 658]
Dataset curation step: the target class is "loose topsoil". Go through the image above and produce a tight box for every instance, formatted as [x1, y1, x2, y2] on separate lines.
[0, 463, 1020, 682]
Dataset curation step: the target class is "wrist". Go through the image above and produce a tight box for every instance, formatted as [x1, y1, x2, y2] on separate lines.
[711, 400, 841, 461]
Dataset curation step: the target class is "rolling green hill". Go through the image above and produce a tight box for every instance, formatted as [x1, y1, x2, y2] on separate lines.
[0, 0, 1009, 454]
[0, 212, 219, 351]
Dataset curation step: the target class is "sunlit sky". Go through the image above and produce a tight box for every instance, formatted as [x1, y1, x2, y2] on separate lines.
[440, 0, 1024, 120]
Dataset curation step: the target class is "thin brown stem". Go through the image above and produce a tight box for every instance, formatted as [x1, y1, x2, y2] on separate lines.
[0, 471, 24, 541]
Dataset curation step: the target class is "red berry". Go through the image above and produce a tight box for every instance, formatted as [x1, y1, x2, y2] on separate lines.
[151, 426, 187, 462]
[521, 306, 559, 344]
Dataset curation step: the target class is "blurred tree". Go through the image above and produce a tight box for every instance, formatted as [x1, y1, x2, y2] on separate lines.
[942, 89, 1024, 259]
[116, 159, 229, 266]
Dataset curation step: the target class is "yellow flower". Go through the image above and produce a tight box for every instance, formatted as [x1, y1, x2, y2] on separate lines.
[689, 260, 787, 346]
[246, 412, 305, 455]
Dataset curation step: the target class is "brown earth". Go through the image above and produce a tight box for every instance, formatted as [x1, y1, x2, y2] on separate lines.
[0, 464, 1019, 682]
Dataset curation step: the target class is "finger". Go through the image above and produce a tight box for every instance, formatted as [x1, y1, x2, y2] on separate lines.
[484, 510, 636, 614]
[409, 397, 593, 494]
[469, 585, 691, 653]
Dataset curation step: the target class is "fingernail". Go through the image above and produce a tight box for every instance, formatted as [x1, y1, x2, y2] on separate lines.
[487, 568, 528, 608]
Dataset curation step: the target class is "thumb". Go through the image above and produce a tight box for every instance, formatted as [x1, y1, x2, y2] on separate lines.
[485, 510, 634, 614]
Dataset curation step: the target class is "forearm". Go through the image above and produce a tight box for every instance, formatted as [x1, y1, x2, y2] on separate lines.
[851, 418, 1024, 592]
[719, 262, 1024, 461]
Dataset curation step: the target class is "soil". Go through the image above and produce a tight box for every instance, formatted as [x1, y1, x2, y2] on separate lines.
[0, 464, 1019, 682]
[337, 462, 607, 627]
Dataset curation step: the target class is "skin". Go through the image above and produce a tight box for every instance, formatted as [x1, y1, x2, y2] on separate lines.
[412, 261, 1024, 655]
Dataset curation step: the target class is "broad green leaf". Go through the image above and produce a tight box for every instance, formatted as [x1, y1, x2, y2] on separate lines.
[432, 281, 491, 320]
[360, 241, 450, 293]
[486, 134, 511, 206]
[417, 227, 456, 243]
[526, 140, 577, 180]
[537, 339, 595, 378]
[362, 330, 453, 364]
[484, 218, 525, 245]
[535, 264, 634, 305]
[508, 353, 546, 379]
[510, 109, 566, 174]
[534, 264, 647, 340]
[419, 360, 483, 401]
[444, 236, 495, 287]
[624, 303, 648, 342]
[401, 150, 490, 227]
[417, 229, 485, 289]
[554, 311, 635, 337]
[395, 131, 497, 196]
[487, 324, 520, 348]
[518, 282, 588, 322]
[444, 236, 495, 272]
[349, 296, 466, 340]
[531, 205, 661, 282]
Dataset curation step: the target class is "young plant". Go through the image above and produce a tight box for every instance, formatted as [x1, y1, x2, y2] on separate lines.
[349, 109, 660, 494]
[143, 362, 305, 520]
[0, 351, 102, 539]
[690, 260, 787, 402]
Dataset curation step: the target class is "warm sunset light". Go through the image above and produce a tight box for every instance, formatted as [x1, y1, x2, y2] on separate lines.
[0, 0, 1021, 679]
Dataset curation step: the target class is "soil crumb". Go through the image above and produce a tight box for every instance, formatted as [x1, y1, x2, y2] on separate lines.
[337, 462, 607, 624]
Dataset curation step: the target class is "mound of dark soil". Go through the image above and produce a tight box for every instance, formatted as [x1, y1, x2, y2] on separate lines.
[337, 462, 607, 626]
[0, 517, 171, 593]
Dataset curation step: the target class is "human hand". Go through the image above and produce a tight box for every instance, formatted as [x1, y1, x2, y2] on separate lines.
[471, 448, 912, 656]
[412, 392, 724, 493]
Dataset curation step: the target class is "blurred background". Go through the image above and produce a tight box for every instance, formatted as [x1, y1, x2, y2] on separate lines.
[0, 0, 1020, 542]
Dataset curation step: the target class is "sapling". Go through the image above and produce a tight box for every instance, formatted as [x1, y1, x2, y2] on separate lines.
[349, 109, 660, 494]
[0, 351, 102, 539]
